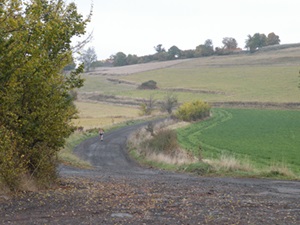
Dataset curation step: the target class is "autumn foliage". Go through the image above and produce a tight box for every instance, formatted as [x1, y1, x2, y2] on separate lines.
[0, 0, 90, 190]
[175, 100, 211, 122]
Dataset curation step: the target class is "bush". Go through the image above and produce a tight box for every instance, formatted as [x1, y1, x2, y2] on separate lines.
[141, 129, 179, 155]
[175, 100, 211, 121]
[160, 93, 178, 114]
[139, 96, 157, 116]
[138, 80, 157, 90]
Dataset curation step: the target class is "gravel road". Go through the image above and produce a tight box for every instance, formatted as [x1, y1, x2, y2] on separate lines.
[1, 120, 299, 224]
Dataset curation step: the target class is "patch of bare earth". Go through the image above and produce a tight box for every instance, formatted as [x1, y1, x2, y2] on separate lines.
[1, 176, 299, 225]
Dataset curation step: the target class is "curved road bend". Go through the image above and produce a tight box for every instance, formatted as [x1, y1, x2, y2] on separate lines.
[59, 119, 300, 199]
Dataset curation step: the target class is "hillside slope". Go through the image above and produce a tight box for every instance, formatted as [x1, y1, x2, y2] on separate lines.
[88, 45, 300, 75]
[79, 45, 300, 107]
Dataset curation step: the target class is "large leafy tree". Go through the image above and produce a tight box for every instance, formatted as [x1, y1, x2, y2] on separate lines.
[0, 0, 91, 189]
[266, 32, 280, 46]
[168, 45, 182, 60]
[245, 33, 267, 52]
[222, 37, 238, 50]
[113, 52, 127, 66]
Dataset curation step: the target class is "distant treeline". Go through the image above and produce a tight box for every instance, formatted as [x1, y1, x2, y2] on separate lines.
[68, 32, 286, 71]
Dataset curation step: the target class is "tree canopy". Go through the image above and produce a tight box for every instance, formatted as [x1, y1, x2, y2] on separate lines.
[168, 45, 182, 59]
[0, 0, 91, 190]
[245, 32, 280, 52]
[222, 37, 238, 50]
[113, 52, 128, 66]
[266, 32, 281, 46]
[154, 44, 166, 53]
[195, 39, 214, 57]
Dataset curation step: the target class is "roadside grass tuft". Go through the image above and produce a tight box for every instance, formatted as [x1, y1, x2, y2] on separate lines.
[262, 163, 298, 179]
[204, 154, 253, 173]
[58, 131, 96, 168]
[180, 162, 214, 175]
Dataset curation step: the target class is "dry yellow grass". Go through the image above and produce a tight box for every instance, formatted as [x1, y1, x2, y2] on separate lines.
[73, 101, 140, 129]
[267, 163, 298, 178]
[204, 154, 254, 172]
[143, 150, 196, 165]
[128, 120, 197, 166]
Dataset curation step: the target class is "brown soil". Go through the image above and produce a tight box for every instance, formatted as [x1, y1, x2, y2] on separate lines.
[1, 120, 299, 224]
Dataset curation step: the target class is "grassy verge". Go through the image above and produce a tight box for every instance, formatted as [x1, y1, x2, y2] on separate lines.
[180, 155, 299, 180]
[130, 149, 299, 180]
[129, 149, 180, 171]
[58, 131, 97, 168]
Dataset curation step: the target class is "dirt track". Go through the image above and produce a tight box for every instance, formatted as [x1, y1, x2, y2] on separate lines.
[1, 120, 300, 224]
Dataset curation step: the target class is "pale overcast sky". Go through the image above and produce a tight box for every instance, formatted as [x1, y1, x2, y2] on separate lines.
[72, 0, 299, 60]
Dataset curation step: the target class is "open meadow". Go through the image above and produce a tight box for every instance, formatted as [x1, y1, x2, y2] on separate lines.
[72, 101, 140, 130]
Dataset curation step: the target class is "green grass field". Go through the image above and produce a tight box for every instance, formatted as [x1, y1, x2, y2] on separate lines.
[120, 66, 300, 103]
[177, 108, 300, 174]
[79, 75, 135, 93]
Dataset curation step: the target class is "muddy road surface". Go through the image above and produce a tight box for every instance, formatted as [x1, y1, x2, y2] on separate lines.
[1, 120, 299, 224]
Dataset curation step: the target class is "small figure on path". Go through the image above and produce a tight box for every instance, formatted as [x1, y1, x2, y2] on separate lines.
[99, 128, 104, 141]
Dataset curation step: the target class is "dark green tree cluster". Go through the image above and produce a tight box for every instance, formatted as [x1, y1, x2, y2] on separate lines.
[0, 0, 90, 190]
[245, 32, 280, 52]
[111, 52, 139, 67]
